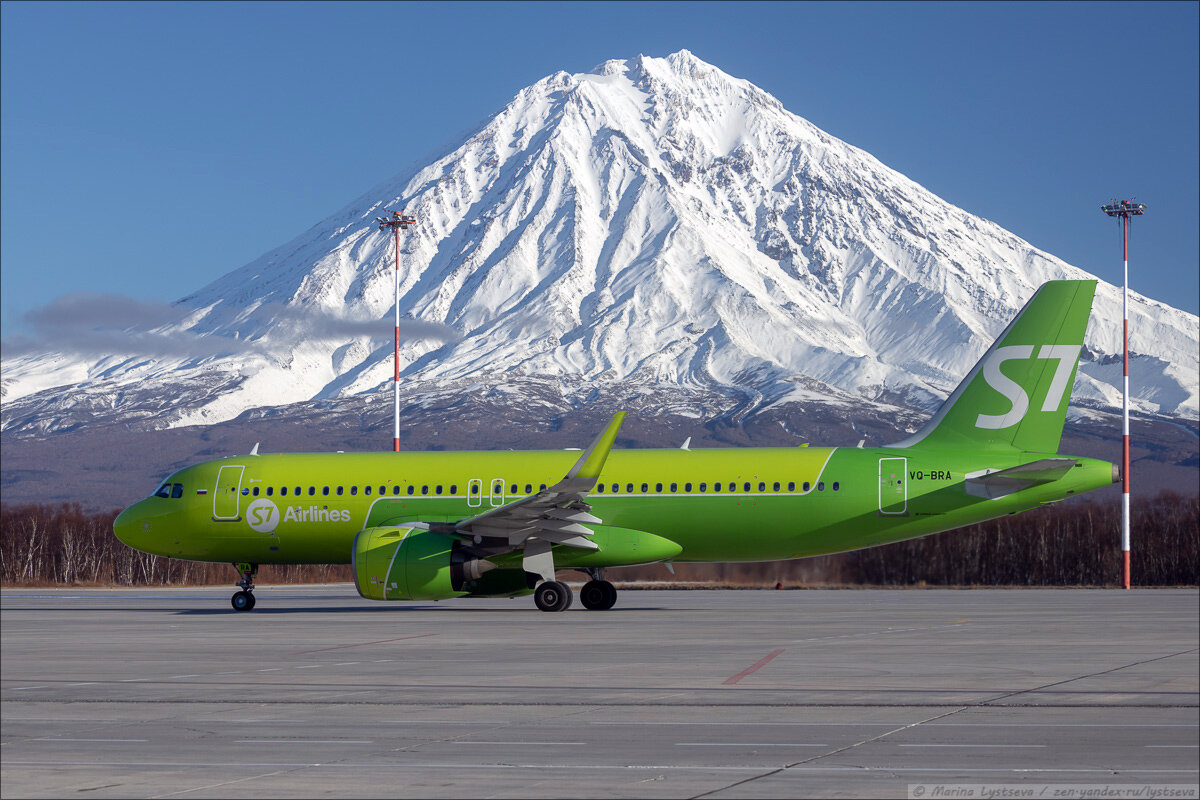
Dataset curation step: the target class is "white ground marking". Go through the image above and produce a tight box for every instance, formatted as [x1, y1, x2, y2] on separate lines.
[236, 743, 372, 748]
[676, 743, 829, 747]
[898, 744, 1047, 748]
[34, 738, 148, 743]
[453, 741, 587, 746]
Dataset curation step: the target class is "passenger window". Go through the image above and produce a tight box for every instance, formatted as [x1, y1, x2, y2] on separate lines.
[172, 483, 184, 499]
[470, 484, 479, 494]
[294, 486, 301, 496]
[336, 486, 344, 495]
[773, 482, 780, 492]
[612, 483, 620, 494]
[510, 484, 518, 495]
[787, 482, 795, 492]
[803, 481, 811, 492]
[626, 483, 633, 493]
[670, 483, 677, 493]
[699, 483, 706, 492]
[598, 483, 605, 493]
[379, 485, 386, 495]
[421, 485, 428, 495]
[641, 483, 649, 493]
[308, 486, 315, 496]
[818, 481, 825, 491]
[393, 486, 400, 495]
[743, 482, 751, 491]
[684, 482, 692, 492]
[539, 484, 547, 491]
[525, 484, 532, 494]
[281, 487, 288, 496]
[252, 487, 259, 497]
[450, 484, 458, 494]
[436, 485, 443, 495]
[758, 482, 766, 492]
[655, 483, 663, 492]
[266, 487, 273, 496]
[832, 481, 840, 491]
[322, 487, 329, 496]
[350, 486, 357, 496]
[407, 486, 415, 495]
[714, 482, 722, 492]
[365, 486, 372, 495]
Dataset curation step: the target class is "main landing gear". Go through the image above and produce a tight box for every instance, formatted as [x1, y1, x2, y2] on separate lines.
[231, 562, 258, 611]
[534, 580, 573, 612]
[532, 570, 618, 612]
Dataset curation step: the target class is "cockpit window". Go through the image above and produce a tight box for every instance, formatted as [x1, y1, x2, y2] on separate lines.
[153, 483, 171, 498]
[170, 483, 184, 499]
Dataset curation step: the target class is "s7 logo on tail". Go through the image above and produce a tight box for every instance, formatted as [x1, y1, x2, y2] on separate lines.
[975, 345, 1081, 430]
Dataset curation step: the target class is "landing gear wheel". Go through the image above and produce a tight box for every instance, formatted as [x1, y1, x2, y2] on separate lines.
[580, 580, 617, 610]
[230, 562, 258, 611]
[231, 590, 254, 611]
[534, 580, 573, 612]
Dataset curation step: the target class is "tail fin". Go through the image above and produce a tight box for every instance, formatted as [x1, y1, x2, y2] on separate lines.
[890, 280, 1096, 452]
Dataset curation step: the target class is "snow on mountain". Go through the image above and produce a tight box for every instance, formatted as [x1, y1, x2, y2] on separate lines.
[2, 50, 1197, 438]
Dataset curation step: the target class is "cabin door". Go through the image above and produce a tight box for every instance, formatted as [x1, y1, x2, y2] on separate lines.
[213, 465, 245, 520]
[877, 458, 907, 516]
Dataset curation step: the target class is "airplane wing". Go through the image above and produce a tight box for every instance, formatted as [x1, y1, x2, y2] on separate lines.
[446, 412, 626, 551]
[965, 458, 1079, 500]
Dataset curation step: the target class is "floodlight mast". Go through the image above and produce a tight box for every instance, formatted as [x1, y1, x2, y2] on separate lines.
[1100, 199, 1145, 590]
[376, 210, 417, 452]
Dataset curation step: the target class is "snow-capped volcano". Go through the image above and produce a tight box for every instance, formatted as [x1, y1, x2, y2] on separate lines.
[2, 50, 1197, 438]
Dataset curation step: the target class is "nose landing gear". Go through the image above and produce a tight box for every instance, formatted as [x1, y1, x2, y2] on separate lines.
[231, 562, 258, 611]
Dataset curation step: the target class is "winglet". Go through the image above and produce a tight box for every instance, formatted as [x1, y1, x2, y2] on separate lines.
[565, 412, 626, 481]
[249, 442, 260, 456]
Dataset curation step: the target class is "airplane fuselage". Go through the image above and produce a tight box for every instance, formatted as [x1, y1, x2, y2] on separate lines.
[116, 445, 1116, 566]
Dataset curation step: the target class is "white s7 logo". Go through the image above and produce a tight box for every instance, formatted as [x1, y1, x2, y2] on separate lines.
[975, 344, 1081, 430]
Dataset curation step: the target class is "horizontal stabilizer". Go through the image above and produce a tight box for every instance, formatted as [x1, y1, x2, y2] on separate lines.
[965, 458, 1078, 500]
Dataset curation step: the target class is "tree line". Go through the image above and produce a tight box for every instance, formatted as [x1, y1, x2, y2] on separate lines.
[1, 492, 1195, 588]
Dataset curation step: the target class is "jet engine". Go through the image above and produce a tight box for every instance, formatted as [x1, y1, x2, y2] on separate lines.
[353, 527, 499, 601]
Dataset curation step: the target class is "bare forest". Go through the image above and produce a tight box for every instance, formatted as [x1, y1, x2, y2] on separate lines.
[1, 493, 1196, 589]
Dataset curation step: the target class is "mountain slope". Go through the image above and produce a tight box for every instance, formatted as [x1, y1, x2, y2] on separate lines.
[2, 50, 1196, 439]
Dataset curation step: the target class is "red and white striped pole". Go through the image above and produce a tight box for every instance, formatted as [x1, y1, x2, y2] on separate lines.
[393, 221, 401, 453]
[1102, 200, 1144, 590]
[375, 210, 417, 453]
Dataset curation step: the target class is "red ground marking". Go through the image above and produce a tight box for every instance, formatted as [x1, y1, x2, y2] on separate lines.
[289, 633, 438, 656]
[723, 648, 785, 685]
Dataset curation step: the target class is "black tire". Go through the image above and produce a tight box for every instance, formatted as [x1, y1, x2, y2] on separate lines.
[231, 590, 253, 611]
[245, 593, 257, 610]
[580, 580, 617, 610]
[533, 580, 572, 612]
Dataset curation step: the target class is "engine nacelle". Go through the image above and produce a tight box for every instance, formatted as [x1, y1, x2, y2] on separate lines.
[353, 527, 495, 601]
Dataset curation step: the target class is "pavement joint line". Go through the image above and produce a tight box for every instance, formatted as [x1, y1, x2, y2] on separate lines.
[688, 704, 970, 800]
[979, 647, 1200, 705]
[4, 760, 1198, 774]
[789, 623, 969, 643]
[147, 769, 290, 799]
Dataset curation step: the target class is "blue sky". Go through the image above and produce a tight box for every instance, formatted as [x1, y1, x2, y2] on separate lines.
[2, 0, 1197, 339]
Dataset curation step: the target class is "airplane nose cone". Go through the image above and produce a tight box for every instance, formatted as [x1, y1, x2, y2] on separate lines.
[113, 503, 143, 548]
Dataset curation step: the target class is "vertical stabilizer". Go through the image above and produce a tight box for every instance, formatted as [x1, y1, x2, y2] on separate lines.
[890, 280, 1096, 452]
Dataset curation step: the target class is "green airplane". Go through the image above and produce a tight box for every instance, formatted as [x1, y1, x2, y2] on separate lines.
[114, 280, 1117, 612]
